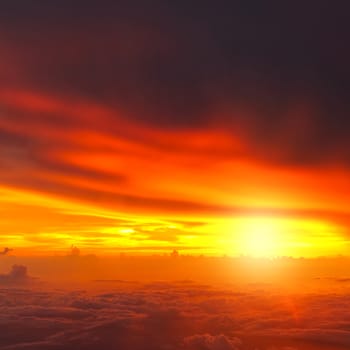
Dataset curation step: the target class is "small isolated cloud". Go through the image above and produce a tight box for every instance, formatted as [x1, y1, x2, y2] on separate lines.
[0, 247, 13, 255]
[68, 245, 81, 257]
[183, 334, 242, 350]
[0, 265, 32, 284]
[171, 249, 180, 258]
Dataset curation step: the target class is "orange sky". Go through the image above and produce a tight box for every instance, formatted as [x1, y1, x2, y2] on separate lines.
[2, 4, 350, 350]
[1, 2, 350, 258]
[1, 89, 350, 258]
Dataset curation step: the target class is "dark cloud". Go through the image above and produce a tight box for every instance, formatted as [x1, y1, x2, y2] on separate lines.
[0, 1, 349, 167]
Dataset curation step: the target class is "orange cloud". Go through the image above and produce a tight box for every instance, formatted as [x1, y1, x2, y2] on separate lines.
[1, 88, 350, 256]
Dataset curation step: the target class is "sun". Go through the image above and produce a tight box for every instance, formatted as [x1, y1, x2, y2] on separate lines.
[216, 216, 348, 258]
[236, 217, 282, 257]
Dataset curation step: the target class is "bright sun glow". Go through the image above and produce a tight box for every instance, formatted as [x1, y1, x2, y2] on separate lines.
[217, 216, 349, 258]
[237, 217, 282, 257]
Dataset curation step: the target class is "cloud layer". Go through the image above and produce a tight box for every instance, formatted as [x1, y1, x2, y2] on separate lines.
[0, 279, 350, 349]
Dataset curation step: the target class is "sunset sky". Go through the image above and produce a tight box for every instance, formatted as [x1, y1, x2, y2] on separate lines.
[1, 1, 350, 258]
[2, 3, 350, 350]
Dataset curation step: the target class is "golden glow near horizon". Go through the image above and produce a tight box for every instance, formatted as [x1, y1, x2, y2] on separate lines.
[1, 186, 350, 258]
